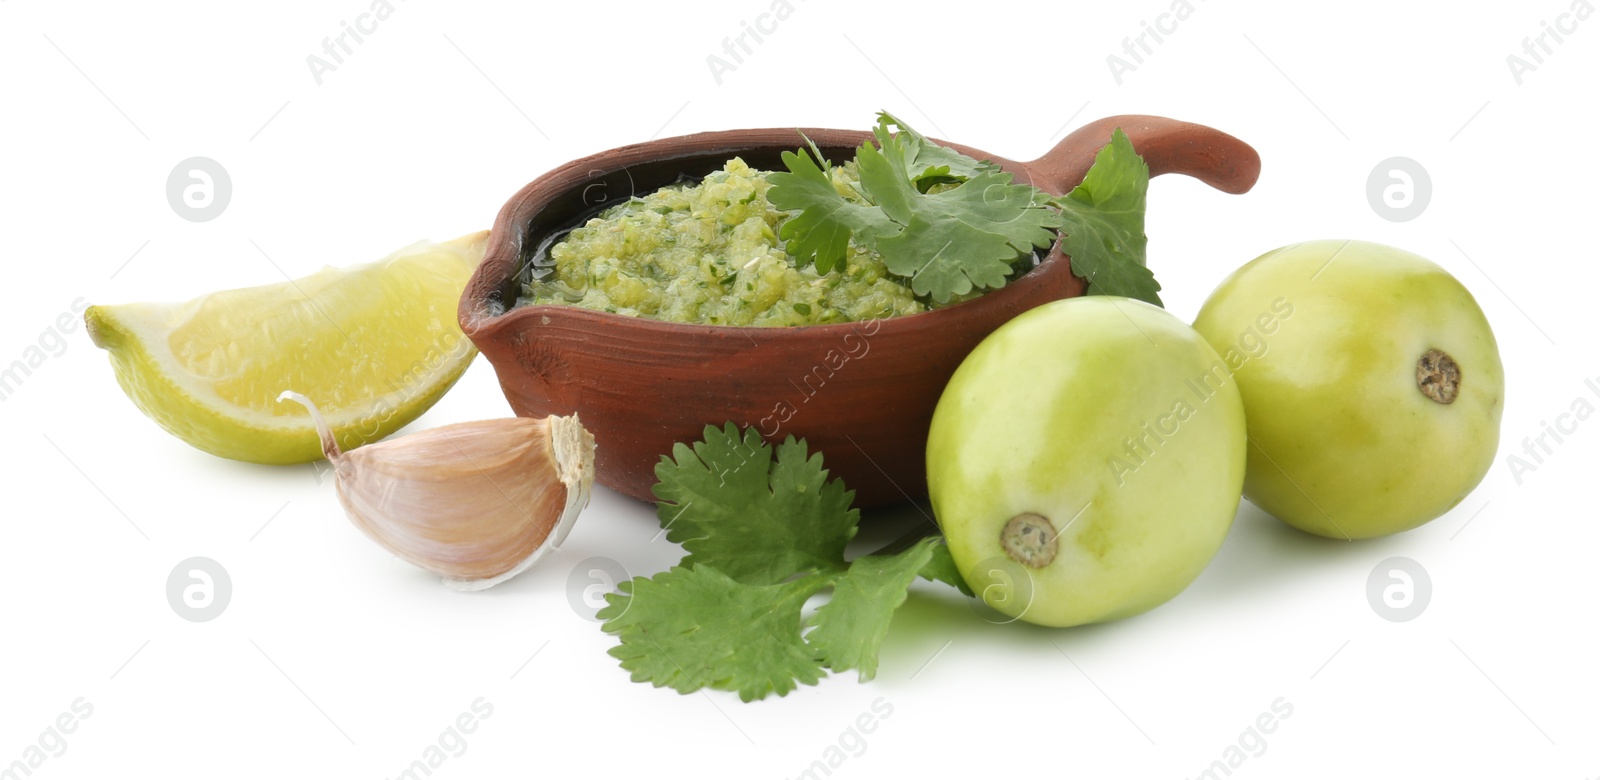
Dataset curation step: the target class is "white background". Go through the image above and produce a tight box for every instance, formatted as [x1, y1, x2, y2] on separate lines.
[2, 0, 1596, 777]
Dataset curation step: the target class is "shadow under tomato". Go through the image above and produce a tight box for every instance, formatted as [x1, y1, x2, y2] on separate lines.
[1183, 500, 1402, 604]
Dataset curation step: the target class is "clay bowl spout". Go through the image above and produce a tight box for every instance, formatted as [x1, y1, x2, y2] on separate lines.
[459, 115, 1260, 508]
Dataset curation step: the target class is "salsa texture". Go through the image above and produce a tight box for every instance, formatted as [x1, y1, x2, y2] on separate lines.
[518, 158, 997, 326]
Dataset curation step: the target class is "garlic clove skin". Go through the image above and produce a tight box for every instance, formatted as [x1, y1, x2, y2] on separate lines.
[279, 391, 595, 590]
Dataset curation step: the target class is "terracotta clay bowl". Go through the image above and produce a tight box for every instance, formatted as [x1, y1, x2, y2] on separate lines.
[459, 115, 1260, 508]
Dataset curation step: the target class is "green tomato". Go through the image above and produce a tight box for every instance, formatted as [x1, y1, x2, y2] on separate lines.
[927, 297, 1246, 628]
[1192, 240, 1503, 540]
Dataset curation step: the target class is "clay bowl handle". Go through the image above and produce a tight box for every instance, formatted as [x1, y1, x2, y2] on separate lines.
[1026, 115, 1261, 196]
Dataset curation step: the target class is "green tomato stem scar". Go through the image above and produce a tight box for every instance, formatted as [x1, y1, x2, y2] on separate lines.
[1001, 513, 1058, 568]
[1417, 349, 1460, 405]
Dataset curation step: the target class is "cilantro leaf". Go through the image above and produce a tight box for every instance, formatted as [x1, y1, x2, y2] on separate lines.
[766, 144, 896, 274]
[1052, 128, 1161, 306]
[805, 538, 939, 681]
[873, 216, 1018, 300]
[874, 111, 1000, 185]
[599, 566, 828, 702]
[771, 114, 1061, 304]
[863, 162, 1062, 302]
[851, 521, 974, 597]
[652, 423, 857, 585]
[606, 425, 975, 701]
[858, 127, 1061, 302]
[859, 127, 1061, 261]
[917, 537, 974, 597]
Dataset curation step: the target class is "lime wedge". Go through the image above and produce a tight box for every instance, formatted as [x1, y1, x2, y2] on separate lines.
[86, 231, 487, 464]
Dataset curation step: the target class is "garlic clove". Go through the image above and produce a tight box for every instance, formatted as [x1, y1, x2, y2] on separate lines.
[278, 391, 595, 591]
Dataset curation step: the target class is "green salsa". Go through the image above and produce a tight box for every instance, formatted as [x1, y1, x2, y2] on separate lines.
[517, 158, 1002, 326]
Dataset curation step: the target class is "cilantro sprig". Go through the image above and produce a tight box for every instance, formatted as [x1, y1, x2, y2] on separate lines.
[766, 111, 1162, 306]
[598, 424, 970, 701]
[1056, 131, 1160, 305]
